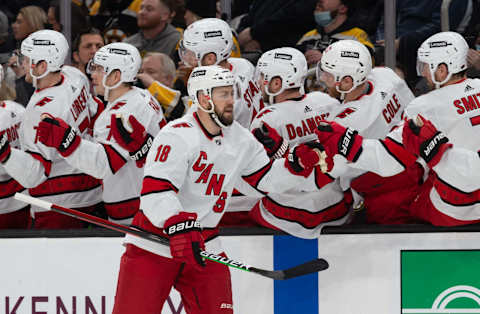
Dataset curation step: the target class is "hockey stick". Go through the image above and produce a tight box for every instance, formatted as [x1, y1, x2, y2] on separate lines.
[14, 193, 328, 280]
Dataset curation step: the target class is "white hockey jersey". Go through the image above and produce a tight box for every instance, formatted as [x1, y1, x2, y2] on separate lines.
[0, 101, 26, 213]
[127, 111, 321, 257]
[247, 92, 351, 238]
[328, 67, 415, 200]
[64, 87, 166, 223]
[61, 65, 104, 136]
[351, 78, 480, 223]
[331, 67, 415, 139]
[2, 75, 103, 215]
[229, 57, 264, 128]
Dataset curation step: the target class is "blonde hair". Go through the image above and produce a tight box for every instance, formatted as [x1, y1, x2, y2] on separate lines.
[0, 84, 16, 101]
[19, 5, 47, 34]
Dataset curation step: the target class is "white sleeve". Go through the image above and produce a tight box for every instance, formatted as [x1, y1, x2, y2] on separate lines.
[2, 108, 53, 188]
[348, 123, 417, 177]
[2, 148, 48, 188]
[241, 132, 323, 193]
[433, 148, 480, 190]
[139, 131, 188, 228]
[64, 138, 129, 179]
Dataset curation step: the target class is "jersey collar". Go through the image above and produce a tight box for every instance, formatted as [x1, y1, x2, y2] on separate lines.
[193, 112, 223, 140]
[352, 80, 374, 102]
[35, 74, 65, 93]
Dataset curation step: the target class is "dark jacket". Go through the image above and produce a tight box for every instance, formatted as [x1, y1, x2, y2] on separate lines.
[240, 0, 317, 51]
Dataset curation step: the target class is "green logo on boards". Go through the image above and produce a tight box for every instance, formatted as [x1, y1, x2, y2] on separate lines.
[401, 250, 480, 313]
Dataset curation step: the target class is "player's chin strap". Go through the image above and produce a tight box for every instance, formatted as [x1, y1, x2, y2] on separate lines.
[102, 74, 123, 101]
[265, 80, 284, 105]
[197, 92, 230, 129]
[335, 82, 355, 101]
[29, 60, 51, 88]
[431, 68, 452, 89]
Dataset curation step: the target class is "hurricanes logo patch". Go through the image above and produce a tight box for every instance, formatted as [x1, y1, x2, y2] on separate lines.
[274, 53, 292, 60]
[340, 51, 359, 58]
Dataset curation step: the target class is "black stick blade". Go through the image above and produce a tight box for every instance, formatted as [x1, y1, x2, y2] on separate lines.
[250, 258, 329, 280]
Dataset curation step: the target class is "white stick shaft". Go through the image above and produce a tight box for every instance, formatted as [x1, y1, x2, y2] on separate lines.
[14, 193, 53, 210]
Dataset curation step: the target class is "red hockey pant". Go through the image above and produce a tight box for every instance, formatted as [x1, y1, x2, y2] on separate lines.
[113, 244, 233, 314]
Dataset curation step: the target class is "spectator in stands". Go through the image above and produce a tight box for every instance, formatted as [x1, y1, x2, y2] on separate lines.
[183, 0, 215, 26]
[0, 10, 16, 94]
[138, 52, 185, 121]
[8, 6, 46, 106]
[125, 0, 180, 57]
[89, 0, 138, 43]
[237, 0, 317, 52]
[11, 5, 47, 46]
[182, 0, 241, 58]
[0, 11, 14, 65]
[374, 0, 473, 89]
[47, 0, 91, 37]
[296, 0, 374, 67]
[72, 28, 105, 76]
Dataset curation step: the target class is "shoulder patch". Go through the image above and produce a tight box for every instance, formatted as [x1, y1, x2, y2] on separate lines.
[336, 107, 356, 119]
[35, 97, 54, 107]
[172, 122, 192, 128]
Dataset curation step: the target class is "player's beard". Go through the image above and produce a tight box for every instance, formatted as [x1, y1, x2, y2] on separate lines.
[215, 106, 234, 126]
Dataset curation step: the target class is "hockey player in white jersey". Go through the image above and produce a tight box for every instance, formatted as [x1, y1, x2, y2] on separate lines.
[314, 39, 418, 224]
[61, 65, 105, 137]
[0, 65, 29, 228]
[37, 42, 166, 224]
[0, 30, 102, 229]
[180, 18, 264, 128]
[316, 32, 480, 226]
[245, 47, 351, 238]
[112, 65, 326, 314]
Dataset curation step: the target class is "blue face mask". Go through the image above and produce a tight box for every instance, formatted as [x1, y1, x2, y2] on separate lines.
[314, 11, 332, 27]
[476, 44, 480, 51]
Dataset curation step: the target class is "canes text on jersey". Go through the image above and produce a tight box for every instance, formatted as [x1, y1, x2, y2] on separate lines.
[192, 151, 228, 213]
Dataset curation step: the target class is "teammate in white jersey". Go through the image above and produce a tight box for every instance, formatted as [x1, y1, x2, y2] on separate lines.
[180, 18, 264, 128]
[314, 39, 417, 224]
[0, 64, 28, 227]
[244, 47, 350, 238]
[37, 42, 166, 224]
[0, 30, 102, 229]
[61, 65, 105, 137]
[112, 65, 325, 314]
[316, 32, 480, 226]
